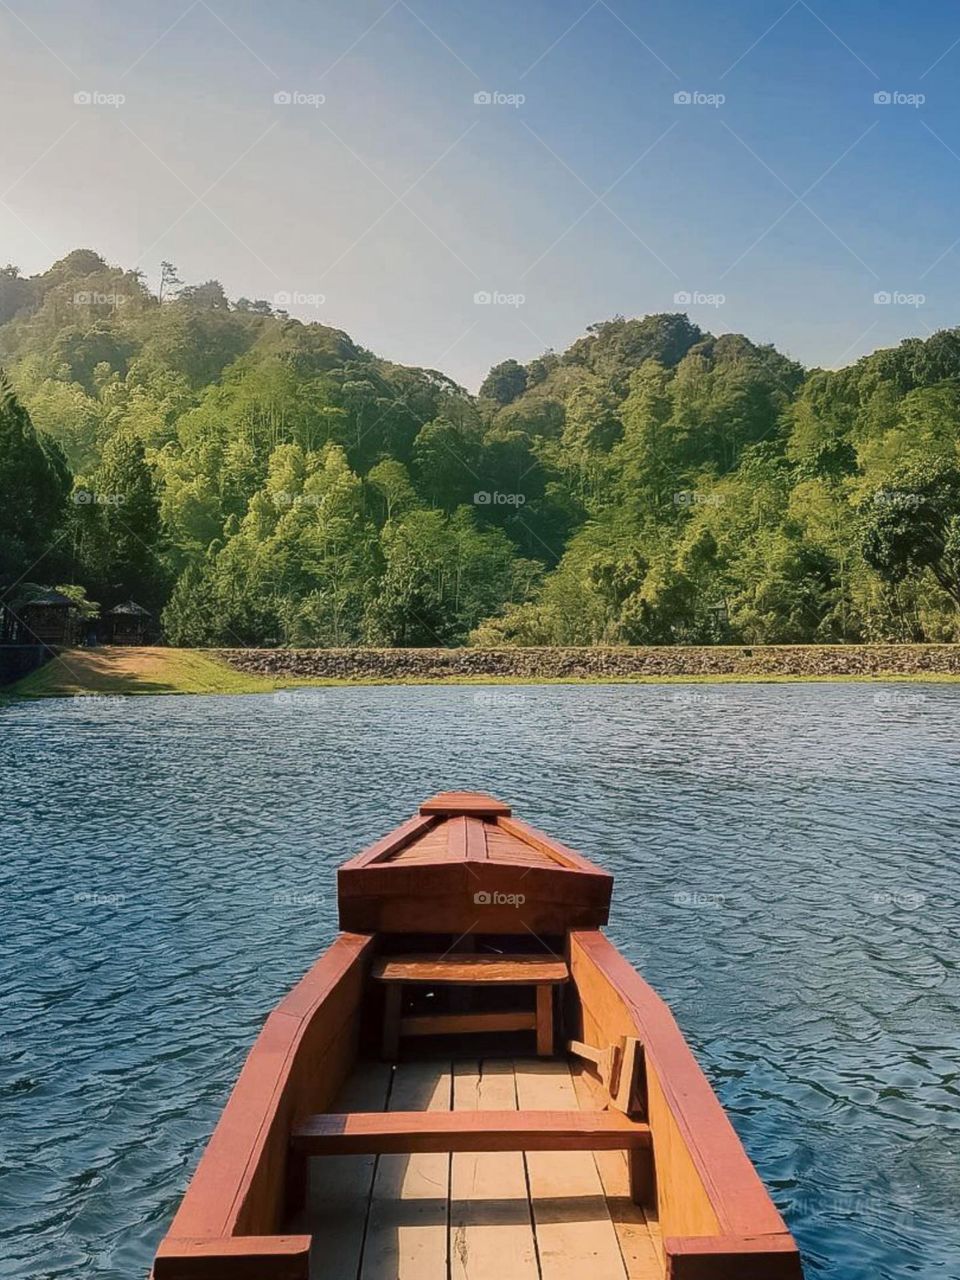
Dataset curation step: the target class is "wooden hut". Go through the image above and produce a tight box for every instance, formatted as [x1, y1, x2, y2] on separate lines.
[106, 599, 151, 644]
[15, 589, 78, 646]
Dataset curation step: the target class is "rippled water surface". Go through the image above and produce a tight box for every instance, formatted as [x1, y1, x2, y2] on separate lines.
[2, 684, 959, 1279]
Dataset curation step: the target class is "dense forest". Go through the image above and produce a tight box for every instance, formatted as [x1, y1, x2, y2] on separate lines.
[2, 248, 960, 648]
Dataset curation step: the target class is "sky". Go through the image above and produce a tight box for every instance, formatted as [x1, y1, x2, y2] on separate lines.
[2, 0, 960, 389]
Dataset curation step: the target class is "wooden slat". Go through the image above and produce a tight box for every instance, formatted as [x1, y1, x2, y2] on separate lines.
[287, 1063, 391, 1280]
[361, 1060, 451, 1280]
[399, 1011, 537, 1038]
[372, 955, 569, 985]
[384, 824, 451, 864]
[484, 825, 558, 867]
[339, 813, 438, 869]
[516, 1059, 631, 1280]
[496, 814, 611, 876]
[450, 1060, 538, 1280]
[568, 1038, 620, 1090]
[448, 815, 469, 860]
[293, 1109, 651, 1155]
[465, 816, 488, 861]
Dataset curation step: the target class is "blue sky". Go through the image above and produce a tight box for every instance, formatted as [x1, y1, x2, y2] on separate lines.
[2, 0, 960, 388]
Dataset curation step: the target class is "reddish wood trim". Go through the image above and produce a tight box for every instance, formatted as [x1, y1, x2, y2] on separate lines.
[337, 813, 438, 870]
[419, 791, 512, 817]
[665, 1234, 803, 1279]
[569, 931, 793, 1243]
[153, 1235, 311, 1280]
[292, 1109, 652, 1154]
[164, 933, 374, 1244]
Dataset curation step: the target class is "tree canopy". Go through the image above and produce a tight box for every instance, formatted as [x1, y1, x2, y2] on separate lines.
[3, 249, 960, 646]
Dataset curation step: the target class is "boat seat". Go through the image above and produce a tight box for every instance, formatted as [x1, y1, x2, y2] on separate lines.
[291, 1108, 652, 1154]
[371, 953, 569, 1059]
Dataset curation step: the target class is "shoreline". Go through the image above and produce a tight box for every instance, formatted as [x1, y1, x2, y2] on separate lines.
[6, 643, 960, 697]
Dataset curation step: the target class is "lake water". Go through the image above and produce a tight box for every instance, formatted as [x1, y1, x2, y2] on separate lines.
[2, 683, 958, 1279]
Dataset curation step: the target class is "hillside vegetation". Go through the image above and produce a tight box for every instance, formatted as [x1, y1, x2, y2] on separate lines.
[3, 250, 960, 646]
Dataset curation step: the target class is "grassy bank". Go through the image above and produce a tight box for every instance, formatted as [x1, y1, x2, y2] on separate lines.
[9, 647, 273, 697]
[7, 643, 960, 697]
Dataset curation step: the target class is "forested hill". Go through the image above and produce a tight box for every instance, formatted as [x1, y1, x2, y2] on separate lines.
[2, 248, 960, 647]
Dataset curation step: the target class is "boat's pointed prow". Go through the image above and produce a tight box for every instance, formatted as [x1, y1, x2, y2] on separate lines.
[337, 790, 613, 936]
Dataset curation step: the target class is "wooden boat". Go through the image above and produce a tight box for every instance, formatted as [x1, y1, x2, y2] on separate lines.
[153, 792, 803, 1280]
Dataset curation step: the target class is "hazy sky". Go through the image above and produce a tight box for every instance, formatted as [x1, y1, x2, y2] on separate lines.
[2, 0, 959, 388]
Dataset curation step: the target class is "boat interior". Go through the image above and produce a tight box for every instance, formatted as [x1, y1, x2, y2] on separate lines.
[152, 794, 803, 1280]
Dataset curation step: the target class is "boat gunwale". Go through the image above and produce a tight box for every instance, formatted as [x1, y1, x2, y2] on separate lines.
[569, 929, 802, 1276]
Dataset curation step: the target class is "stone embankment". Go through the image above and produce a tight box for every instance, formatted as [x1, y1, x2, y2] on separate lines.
[219, 644, 960, 681]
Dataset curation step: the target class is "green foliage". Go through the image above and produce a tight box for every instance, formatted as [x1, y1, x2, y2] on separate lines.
[4, 248, 960, 646]
[479, 358, 527, 406]
[0, 369, 71, 586]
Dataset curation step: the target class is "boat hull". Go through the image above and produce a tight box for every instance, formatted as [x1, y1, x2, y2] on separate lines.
[153, 795, 804, 1279]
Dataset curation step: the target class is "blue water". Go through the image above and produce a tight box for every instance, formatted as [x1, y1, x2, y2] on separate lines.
[2, 684, 958, 1279]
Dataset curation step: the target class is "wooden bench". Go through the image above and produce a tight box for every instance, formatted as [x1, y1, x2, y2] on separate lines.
[371, 954, 569, 1059]
[291, 1108, 652, 1154]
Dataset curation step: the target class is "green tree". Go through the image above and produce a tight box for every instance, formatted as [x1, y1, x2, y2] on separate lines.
[0, 370, 71, 586]
[861, 463, 960, 611]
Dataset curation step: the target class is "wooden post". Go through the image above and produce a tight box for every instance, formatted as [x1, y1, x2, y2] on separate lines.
[535, 985, 554, 1056]
[628, 1145, 656, 1209]
[382, 983, 402, 1060]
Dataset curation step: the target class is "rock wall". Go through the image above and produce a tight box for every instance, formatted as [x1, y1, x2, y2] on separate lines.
[218, 644, 960, 681]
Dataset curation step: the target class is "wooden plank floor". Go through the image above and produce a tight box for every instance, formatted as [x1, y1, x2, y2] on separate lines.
[291, 1057, 662, 1280]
